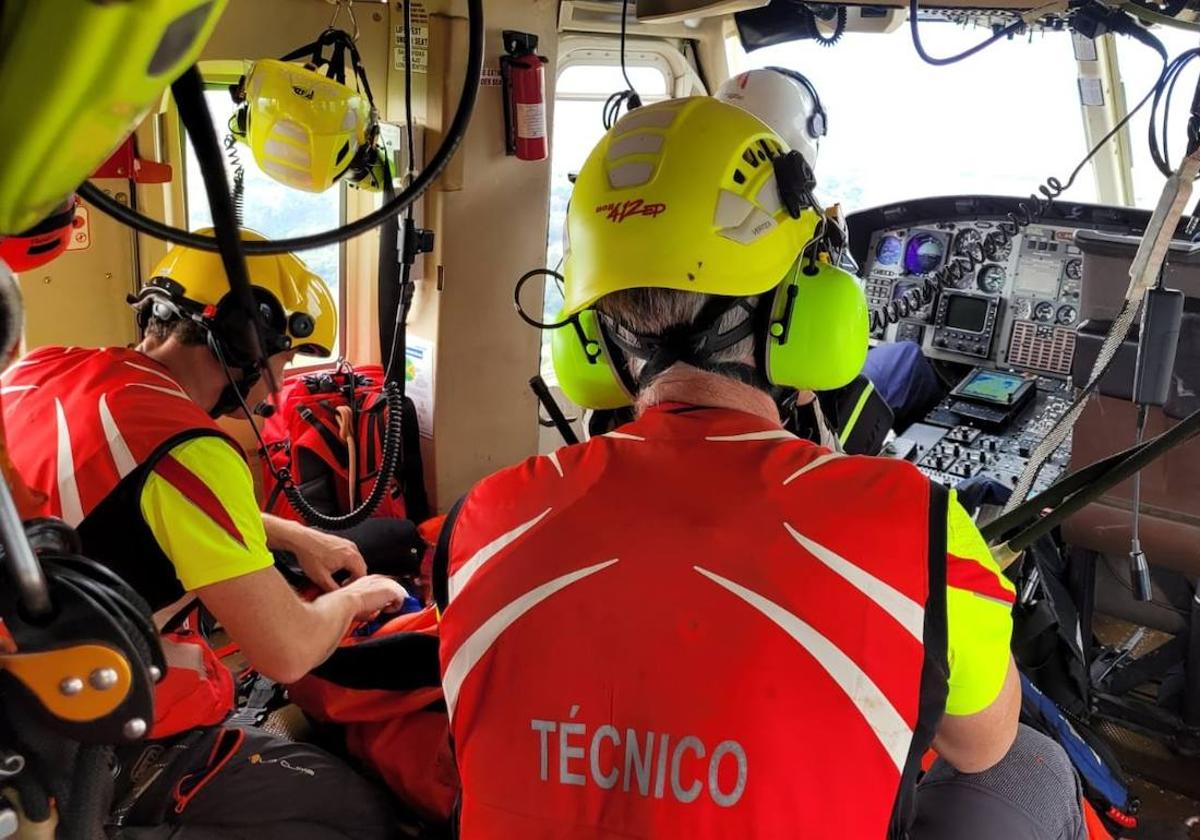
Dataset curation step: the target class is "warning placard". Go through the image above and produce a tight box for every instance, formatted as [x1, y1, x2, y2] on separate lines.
[393, 1, 429, 74]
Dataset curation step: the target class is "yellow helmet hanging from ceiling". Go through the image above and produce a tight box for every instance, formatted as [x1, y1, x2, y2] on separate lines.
[0, 0, 229, 235]
[134, 229, 337, 358]
[559, 96, 822, 318]
[231, 56, 380, 194]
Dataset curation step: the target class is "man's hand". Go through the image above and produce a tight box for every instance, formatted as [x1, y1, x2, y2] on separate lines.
[262, 513, 368, 592]
[340, 575, 409, 621]
[295, 530, 368, 592]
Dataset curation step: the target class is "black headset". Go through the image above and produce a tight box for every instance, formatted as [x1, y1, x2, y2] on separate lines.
[765, 66, 828, 141]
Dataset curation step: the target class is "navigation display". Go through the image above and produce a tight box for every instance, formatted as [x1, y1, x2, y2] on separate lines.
[957, 369, 1027, 404]
[945, 294, 990, 333]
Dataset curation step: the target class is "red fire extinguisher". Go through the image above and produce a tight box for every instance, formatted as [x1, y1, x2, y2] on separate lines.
[501, 30, 549, 161]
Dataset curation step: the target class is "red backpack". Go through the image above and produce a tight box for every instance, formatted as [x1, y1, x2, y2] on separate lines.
[260, 362, 429, 525]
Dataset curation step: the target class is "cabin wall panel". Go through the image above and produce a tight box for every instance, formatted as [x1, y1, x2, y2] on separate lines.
[423, 0, 560, 508]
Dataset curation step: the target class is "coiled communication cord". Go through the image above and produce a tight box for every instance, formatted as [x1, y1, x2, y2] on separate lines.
[280, 384, 405, 530]
[223, 134, 246, 226]
[220, 341, 406, 531]
[870, 51, 1168, 333]
[810, 4, 848, 47]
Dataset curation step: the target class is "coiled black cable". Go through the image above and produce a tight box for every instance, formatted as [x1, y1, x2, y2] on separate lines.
[223, 133, 246, 226]
[810, 4, 847, 47]
[280, 382, 406, 530]
[218, 335, 407, 531]
[871, 50, 1169, 332]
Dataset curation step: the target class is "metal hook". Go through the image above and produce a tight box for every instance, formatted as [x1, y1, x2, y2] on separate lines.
[328, 0, 360, 41]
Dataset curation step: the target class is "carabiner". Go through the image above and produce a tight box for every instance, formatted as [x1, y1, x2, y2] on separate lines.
[327, 0, 360, 42]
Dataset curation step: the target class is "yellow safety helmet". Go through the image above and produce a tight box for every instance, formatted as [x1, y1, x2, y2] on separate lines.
[559, 96, 821, 317]
[231, 57, 378, 194]
[0, 0, 228, 235]
[551, 96, 867, 409]
[134, 229, 336, 359]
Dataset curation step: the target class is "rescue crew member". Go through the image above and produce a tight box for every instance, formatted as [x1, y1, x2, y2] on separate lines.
[433, 98, 1084, 838]
[2, 232, 403, 838]
[717, 68, 937, 453]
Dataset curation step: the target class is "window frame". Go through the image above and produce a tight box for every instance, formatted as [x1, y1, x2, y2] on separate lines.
[175, 61, 349, 372]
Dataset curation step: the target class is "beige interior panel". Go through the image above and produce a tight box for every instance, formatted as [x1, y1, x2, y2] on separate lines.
[19, 182, 139, 351]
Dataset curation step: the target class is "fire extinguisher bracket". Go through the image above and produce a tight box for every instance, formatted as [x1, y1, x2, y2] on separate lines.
[501, 30, 550, 161]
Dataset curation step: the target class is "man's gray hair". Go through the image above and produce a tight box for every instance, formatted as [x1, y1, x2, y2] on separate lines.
[594, 288, 759, 384]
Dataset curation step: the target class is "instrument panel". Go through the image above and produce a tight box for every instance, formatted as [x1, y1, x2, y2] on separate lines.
[848, 196, 1172, 493]
[861, 219, 1083, 376]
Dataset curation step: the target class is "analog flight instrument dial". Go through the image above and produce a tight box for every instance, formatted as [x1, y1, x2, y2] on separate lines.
[1056, 304, 1077, 325]
[954, 228, 983, 259]
[904, 233, 946, 275]
[976, 264, 1006, 294]
[983, 232, 1012, 262]
[1034, 300, 1055, 322]
[875, 235, 902, 267]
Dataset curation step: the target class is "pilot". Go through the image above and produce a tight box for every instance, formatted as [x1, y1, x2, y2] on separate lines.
[715, 68, 943, 450]
[432, 98, 1084, 838]
[2, 234, 403, 837]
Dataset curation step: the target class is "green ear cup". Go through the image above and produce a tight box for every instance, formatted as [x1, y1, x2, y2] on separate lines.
[550, 309, 633, 410]
[765, 260, 869, 392]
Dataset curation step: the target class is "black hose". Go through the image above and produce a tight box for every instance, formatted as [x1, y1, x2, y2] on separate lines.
[76, 0, 485, 256]
[171, 67, 274, 388]
[281, 382, 405, 530]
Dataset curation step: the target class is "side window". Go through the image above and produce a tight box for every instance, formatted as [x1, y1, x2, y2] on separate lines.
[542, 62, 671, 382]
[183, 87, 344, 363]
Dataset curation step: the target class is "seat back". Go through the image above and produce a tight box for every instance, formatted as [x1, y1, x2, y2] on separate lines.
[1065, 231, 1200, 577]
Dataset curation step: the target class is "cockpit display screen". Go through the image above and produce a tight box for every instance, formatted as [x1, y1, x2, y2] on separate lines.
[955, 369, 1029, 405]
[944, 294, 990, 334]
[876, 235, 903, 266]
[903, 233, 945, 275]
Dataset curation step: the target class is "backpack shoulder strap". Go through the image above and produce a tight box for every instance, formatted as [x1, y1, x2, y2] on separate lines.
[432, 495, 467, 613]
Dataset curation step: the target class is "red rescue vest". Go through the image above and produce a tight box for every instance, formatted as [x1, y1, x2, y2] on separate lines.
[435, 405, 949, 839]
[2, 346, 239, 737]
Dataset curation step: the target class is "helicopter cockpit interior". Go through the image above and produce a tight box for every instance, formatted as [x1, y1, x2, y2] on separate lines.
[5, 0, 1200, 837]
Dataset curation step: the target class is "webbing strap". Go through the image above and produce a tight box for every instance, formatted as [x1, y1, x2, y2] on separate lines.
[296, 404, 349, 463]
[888, 481, 951, 839]
[278, 28, 376, 108]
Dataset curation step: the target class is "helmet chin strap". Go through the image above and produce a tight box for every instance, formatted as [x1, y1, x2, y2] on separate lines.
[206, 333, 263, 419]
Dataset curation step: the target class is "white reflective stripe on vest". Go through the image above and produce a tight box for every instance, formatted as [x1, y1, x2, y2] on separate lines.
[443, 559, 620, 720]
[448, 507, 553, 602]
[694, 565, 912, 772]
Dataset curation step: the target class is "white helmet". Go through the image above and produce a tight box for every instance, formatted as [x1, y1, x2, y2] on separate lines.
[715, 68, 826, 174]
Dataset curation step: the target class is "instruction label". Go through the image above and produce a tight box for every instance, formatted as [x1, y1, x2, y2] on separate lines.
[394, 1, 429, 74]
[517, 103, 547, 139]
[480, 66, 503, 87]
[405, 336, 435, 438]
